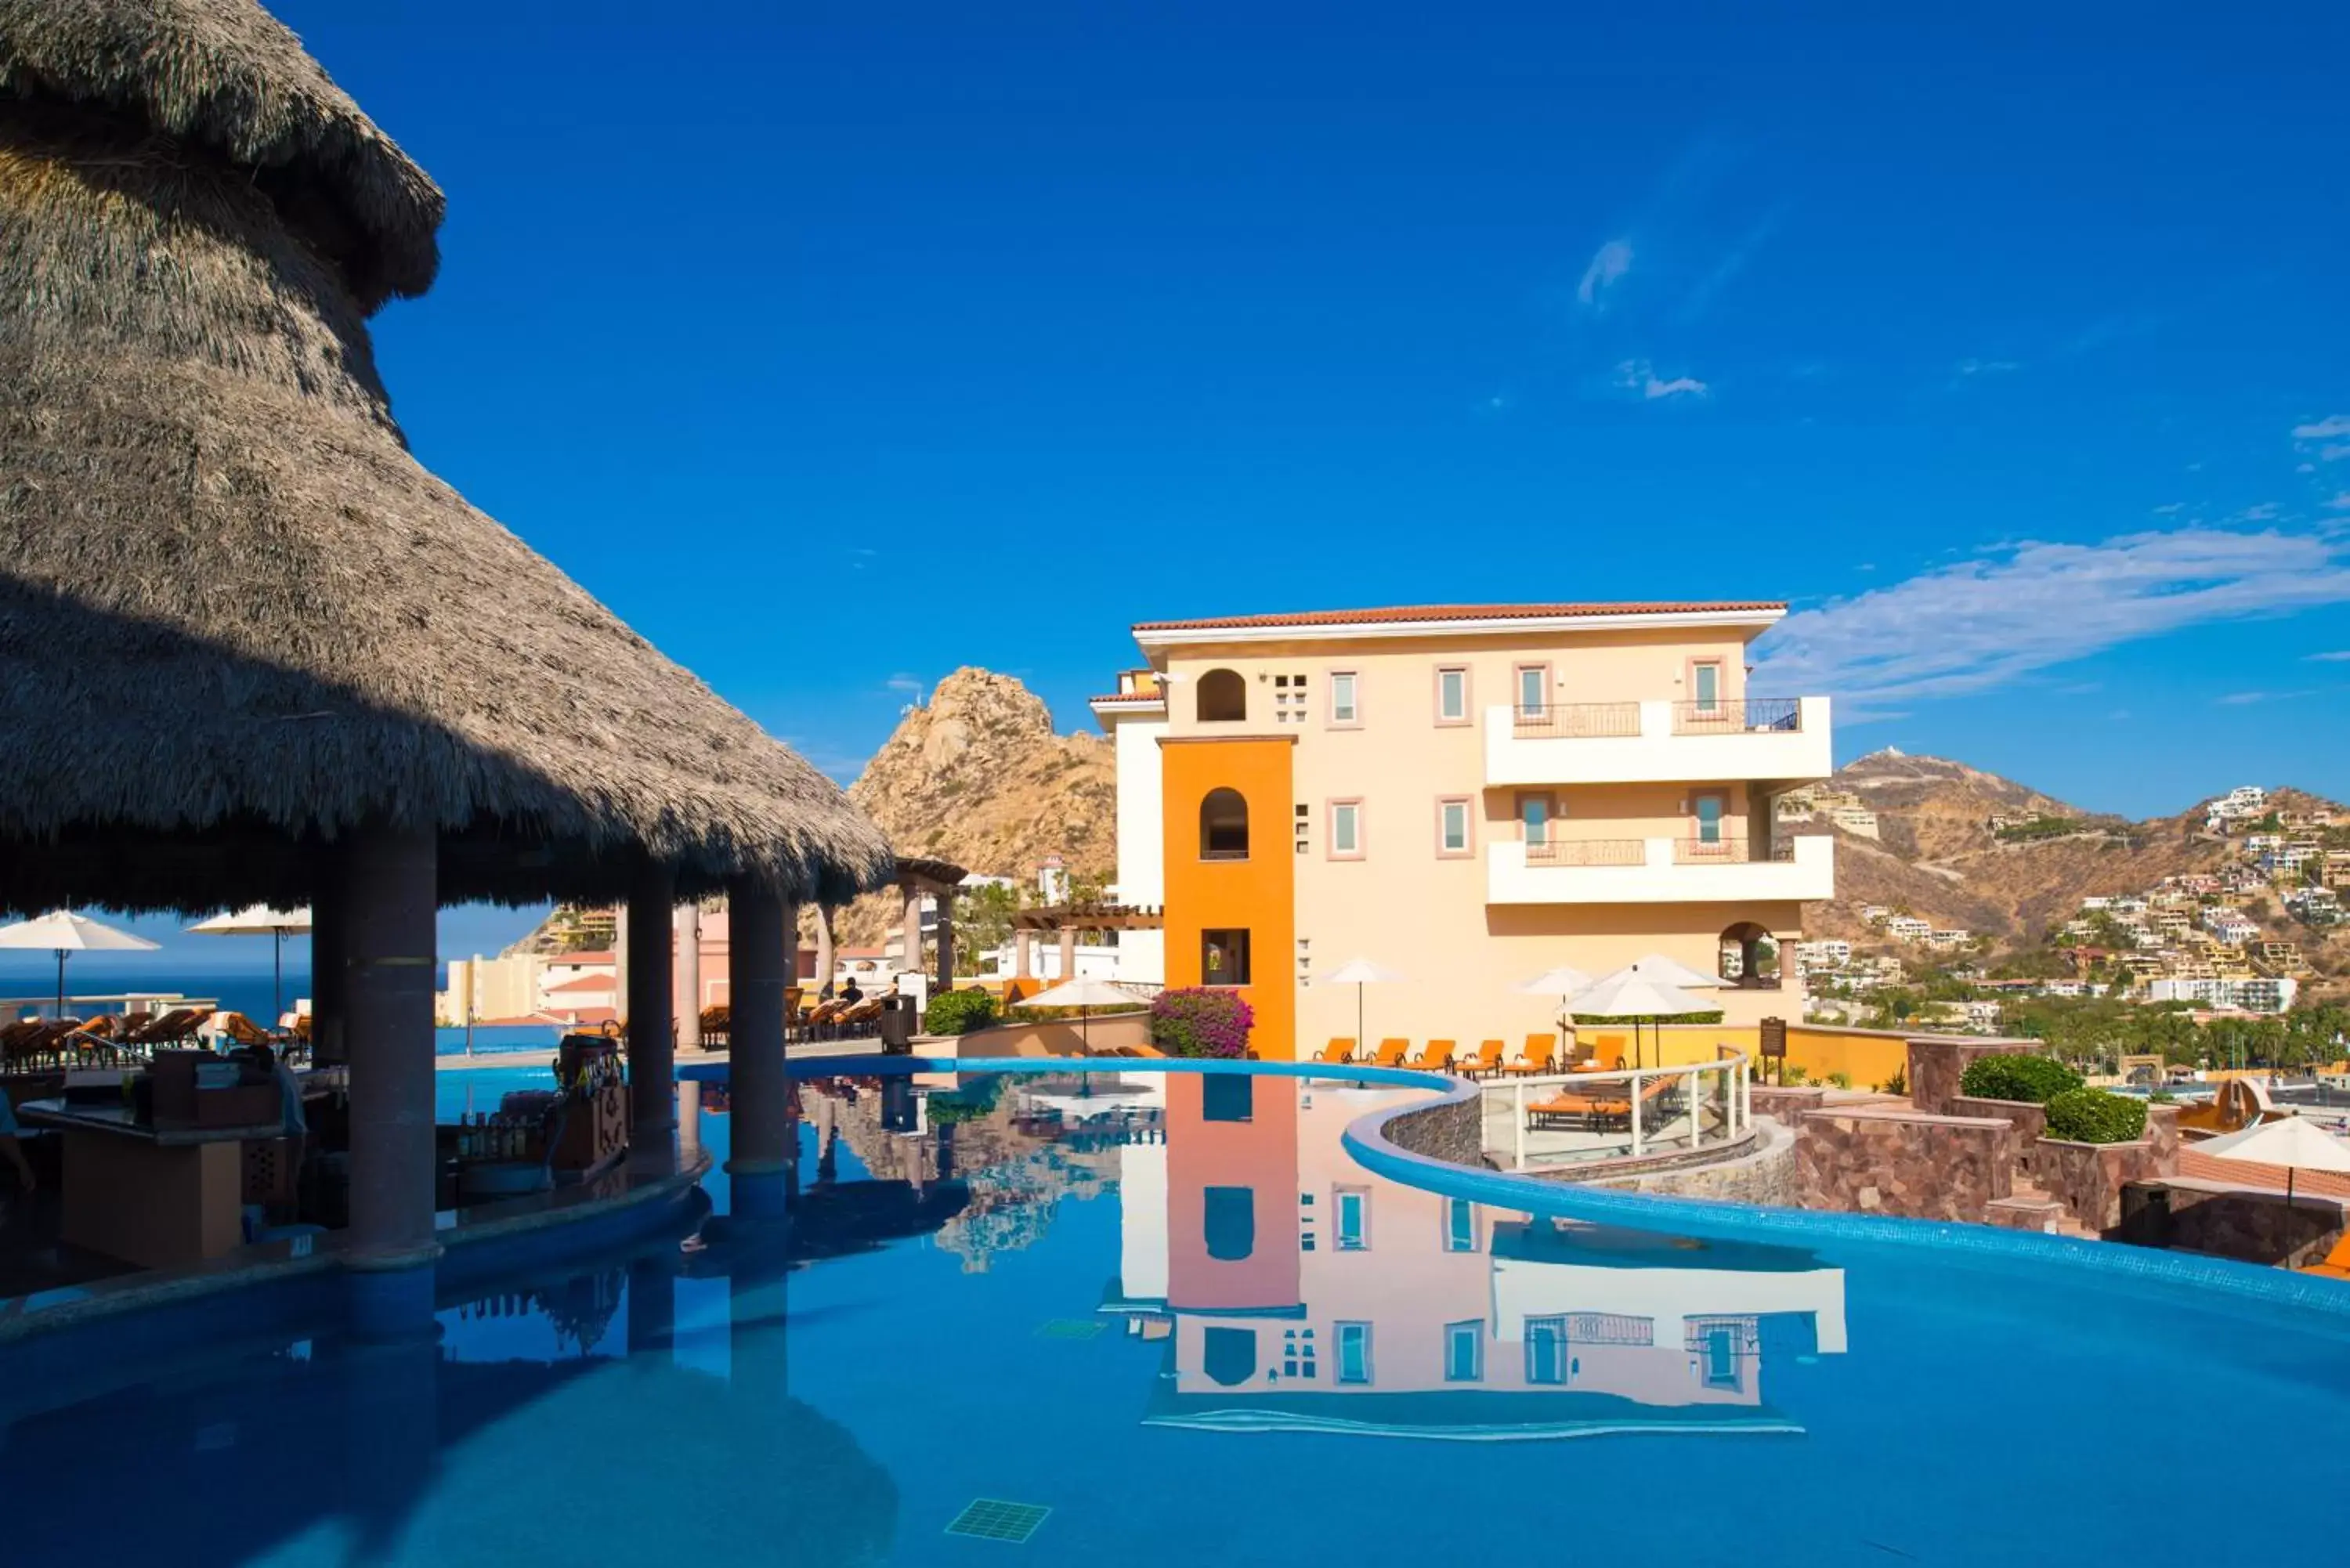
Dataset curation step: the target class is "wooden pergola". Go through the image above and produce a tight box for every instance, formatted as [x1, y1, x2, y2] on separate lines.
[1010, 902, 1164, 980]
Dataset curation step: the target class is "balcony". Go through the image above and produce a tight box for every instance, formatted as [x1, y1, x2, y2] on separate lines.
[1483, 696, 1832, 787]
[1486, 833, 1835, 905]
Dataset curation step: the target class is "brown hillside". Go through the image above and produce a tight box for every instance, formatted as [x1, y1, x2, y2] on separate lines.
[822, 668, 1116, 948]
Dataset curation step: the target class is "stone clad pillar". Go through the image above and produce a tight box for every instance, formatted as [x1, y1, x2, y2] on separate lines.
[674, 903, 702, 1052]
[1014, 927, 1033, 981]
[728, 880, 794, 1217]
[812, 904, 835, 999]
[626, 860, 678, 1162]
[343, 822, 441, 1277]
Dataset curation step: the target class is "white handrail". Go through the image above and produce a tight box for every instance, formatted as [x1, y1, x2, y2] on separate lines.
[1482, 1051, 1755, 1172]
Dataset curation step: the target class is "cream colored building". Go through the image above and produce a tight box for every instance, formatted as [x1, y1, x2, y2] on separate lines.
[1093, 601, 1835, 1057]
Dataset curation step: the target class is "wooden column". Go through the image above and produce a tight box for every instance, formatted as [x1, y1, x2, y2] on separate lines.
[342, 822, 440, 1272]
[626, 860, 678, 1160]
[727, 880, 794, 1216]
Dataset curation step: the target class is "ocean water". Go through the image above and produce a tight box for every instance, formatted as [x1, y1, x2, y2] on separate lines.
[3, 1063, 2348, 1567]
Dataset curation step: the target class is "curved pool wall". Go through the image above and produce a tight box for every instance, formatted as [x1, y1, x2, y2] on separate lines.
[700, 1056, 2350, 1321]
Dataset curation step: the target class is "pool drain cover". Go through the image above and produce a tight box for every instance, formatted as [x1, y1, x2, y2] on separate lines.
[947, 1499, 1051, 1544]
[1036, 1318, 1105, 1340]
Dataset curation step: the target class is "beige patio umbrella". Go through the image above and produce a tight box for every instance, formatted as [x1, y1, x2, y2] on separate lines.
[1517, 963, 1596, 1046]
[1622, 953, 1723, 989]
[1321, 958, 1408, 1053]
[1567, 966, 1719, 1070]
[0, 910, 161, 1018]
[1015, 976, 1149, 1054]
[2194, 1115, 2350, 1208]
[188, 905, 312, 1022]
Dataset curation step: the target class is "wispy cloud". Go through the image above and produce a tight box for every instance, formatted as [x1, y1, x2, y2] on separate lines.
[1954, 358, 2022, 377]
[2218, 689, 2316, 706]
[1576, 239, 1633, 309]
[1615, 359, 1708, 401]
[2307, 650, 2350, 663]
[2326, 493, 2350, 511]
[1751, 526, 2350, 719]
[1676, 208, 1784, 323]
[883, 673, 924, 695]
[2232, 502, 2283, 522]
[2293, 415, 2350, 440]
[2150, 503, 2188, 516]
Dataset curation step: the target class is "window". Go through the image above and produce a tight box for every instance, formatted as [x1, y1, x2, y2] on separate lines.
[1525, 1316, 1569, 1386]
[1700, 1323, 1743, 1391]
[1204, 1327, 1257, 1387]
[1444, 1321, 1484, 1382]
[1434, 665, 1470, 724]
[1329, 799, 1364, 860]
[1199, 788, 1249, 859]
[1202, 1073, 1254, 1123]
[1202, 929, 1252, 987]
[1329, 671, 1360, 726]
[1197, 667, 1246, 722]
[1203, 1186, 1256, 1261]
[1693, 790, 1726, 847]
[1689, 659, 1723, 715]
[1436, 797, 1473, 858]
[1515, 663, 1549, 719]
[1334, 1186, 1370, 1250]
[1517, 793, 1553, 849]
[1444, 1197, 1478, 1252]
[1336, 1321, 1374, 1385]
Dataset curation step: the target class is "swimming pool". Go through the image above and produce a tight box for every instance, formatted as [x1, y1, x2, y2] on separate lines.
[4, 1058, 2347, 1566]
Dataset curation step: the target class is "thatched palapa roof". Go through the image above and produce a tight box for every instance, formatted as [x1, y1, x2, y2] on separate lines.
[0, 0, 891, 911]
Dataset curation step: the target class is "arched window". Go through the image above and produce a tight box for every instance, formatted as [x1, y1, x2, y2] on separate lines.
[1719, 923, 1777, 988]
[1196, 667, 1246, 722]
[1204, 1327, 1258, 1386]
[1200, 787, 1249, 859]
[1204, 1187, 1256, 1262]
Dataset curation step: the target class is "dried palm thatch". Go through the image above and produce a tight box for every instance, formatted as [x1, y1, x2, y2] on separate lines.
[0, 0, 892, 912]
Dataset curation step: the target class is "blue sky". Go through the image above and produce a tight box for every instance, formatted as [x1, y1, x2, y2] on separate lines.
[23, 1, 2350, 981]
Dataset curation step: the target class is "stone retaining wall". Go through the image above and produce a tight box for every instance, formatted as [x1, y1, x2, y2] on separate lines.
[1749, 1084, 1828, 1122]
[1383, 1093, 1485, 1168]
[1951, 1097, 2048, 1173]
[1600, 1118, 1799, 1205]
[1795, 1107, 2013, 1222]
[2035, 1136, 2161, 1234]
[1907, 1035, 2043, 1116]
[2118, 1180, 2348, 1268]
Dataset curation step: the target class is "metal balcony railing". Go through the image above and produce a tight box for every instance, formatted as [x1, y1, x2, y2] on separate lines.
[1671, 697, 1802, 734]
[1672, 837, 1799, 865]
[1524, 837, 1647, 866]
[1510, 701, 1643, 738]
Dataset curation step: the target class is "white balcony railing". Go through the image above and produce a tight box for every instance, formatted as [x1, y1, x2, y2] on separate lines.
[1486, 833, 1835, 905]
[1484, 695, 1832, 787]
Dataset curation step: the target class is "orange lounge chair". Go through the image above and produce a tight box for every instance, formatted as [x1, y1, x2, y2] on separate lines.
[1371, 1038, 1411, 1068]
[1414, 1039, 1457, 1071]
[1528, 1090, 1631, 1129]
[1463, 1039, 1504, 1078]
[2303, 1230, 2350, 1281]
[1317, 1037, 1359, 1064]
[1502, 1035, 1557, 1076]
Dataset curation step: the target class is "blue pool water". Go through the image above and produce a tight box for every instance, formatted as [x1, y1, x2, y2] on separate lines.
[5, 1061, 2348, 1566]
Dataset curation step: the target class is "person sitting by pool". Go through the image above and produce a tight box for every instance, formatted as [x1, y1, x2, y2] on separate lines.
[0, 1089, 32, 1195]
[838, 975, 864, 1005]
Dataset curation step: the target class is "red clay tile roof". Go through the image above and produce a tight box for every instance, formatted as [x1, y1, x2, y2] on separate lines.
[544, 973, 615, 993]
[1131, 601, 1786, 633]
[1089, 690, 1168, 704]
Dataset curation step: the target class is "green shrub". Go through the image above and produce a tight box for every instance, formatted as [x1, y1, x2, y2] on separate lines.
[1778, 1064, 1809, 1086]
[2042, 1088, 2148, 1144]
[1826, 1071, 1853, 1089]
[923, 988, 998, 1035]
[1958, 1053, 2082, 1104]
[1880, 1065, 1908, 1096]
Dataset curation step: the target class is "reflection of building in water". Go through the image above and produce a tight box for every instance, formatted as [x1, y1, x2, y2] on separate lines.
[800, 1074, 1159, 1273]
[1108, 1077, 1846, 1437]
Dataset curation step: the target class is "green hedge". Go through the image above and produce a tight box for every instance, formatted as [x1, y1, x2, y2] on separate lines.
[1958, 1053, 2082, 1104]
[2041, 1088, 2148, 1144]
[922, 989, 998, 1035]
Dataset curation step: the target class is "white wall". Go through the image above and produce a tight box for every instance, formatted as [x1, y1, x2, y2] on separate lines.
[1112, 713, 1168, 905]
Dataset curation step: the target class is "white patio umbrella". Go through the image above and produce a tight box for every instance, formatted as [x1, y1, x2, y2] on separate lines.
[188, 905, 312, 1022]
[1517, 963, 1597, 1045]
[1567, 966, 1717, 1070]
[2195, 1115, 2350, 1208]
[1320, 958, 1408, 1053]
[1015, 976, 1148, 1054]
[0, 910, 161, 1018]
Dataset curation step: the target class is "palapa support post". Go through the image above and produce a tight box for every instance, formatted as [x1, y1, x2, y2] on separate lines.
[309, 841, 350, 1066]
[626, 859, 678, 1163]
[342, 822, 440, 1274]
[813, 904, 836, 999]
[899, 880, 924, 982]
[727, 880, 794, 1218]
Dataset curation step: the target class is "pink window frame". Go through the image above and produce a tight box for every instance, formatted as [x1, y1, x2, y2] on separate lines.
[1434, 665, 1473, 727]
[1327, 797, 1367, 860]
[1435, 796, 1475, 858]
[1327, 669, 1364, 729]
